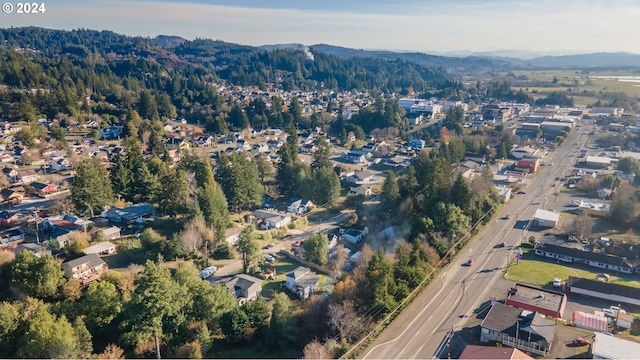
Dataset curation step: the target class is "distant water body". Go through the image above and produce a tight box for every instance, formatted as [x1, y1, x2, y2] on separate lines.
[590, 75, 640, 87]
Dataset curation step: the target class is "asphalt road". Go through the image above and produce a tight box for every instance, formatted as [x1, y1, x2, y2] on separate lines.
[360, 127, 589, 359]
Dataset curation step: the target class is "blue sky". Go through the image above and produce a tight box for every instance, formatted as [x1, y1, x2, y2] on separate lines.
[3, 0, 640, 56]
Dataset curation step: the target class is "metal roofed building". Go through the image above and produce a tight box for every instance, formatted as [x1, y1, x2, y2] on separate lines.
[506, 283, 567, 319]
[585, 156, 614, 169]
[592, 332, 640, 359]
[567, 276, 640, 307]
[533, 209, 560, 228]
[571, 311, 608, 332]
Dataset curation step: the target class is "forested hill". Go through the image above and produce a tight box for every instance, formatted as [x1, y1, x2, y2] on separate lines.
[0, 26, 451, 93]
[310, 44, 514, 73]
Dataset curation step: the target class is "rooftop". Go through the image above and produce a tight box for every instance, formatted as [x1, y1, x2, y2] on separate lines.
[507, 283, 565, 316]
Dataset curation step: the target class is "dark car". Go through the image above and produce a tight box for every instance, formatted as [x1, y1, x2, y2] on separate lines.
[516, 191, 526, 194]
[467, 258, 473, 266]
[496, 242, 506, 248]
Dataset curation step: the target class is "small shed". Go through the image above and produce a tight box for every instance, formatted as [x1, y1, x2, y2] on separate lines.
[616, 312, 634, 329]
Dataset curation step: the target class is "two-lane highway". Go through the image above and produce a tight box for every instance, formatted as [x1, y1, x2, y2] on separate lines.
[361, 127, 586, 359]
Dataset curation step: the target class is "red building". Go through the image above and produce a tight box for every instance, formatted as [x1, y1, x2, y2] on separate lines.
[506, 283, 567, 319]
[517, 158, 540, 173]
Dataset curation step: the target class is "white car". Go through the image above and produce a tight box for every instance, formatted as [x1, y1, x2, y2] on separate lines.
[552, 278, 562, 288]
[199, 266, 217, 280]
[265, 254, 275, 262]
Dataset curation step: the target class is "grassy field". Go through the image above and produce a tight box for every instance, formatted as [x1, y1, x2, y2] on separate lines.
[504, 245, 640, 289]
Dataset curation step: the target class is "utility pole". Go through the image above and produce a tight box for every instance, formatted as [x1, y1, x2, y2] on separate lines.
[34, 207, 40, 244]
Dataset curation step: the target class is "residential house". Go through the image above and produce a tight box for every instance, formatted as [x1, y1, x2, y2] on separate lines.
[342, 150, 371, 164]
[103, 203, 155, 223]
[12, 243, 50, 258]
[99, 125, 121, 140]
[225, 274, 263, 305]
[100, 226, 121, 240]
[0, 154, 13, 163]
[16, 169, 38, 184]
[409, 139, 426, 150]
[0, 227, 25, 248]
[30, 182, 58, 196]
[343, 228, 365, 244]
[225, 227, 243, 246]
[495, 186, 512, 203]
[480, 302, 555, 356]
[252, 143, 268, 153]
[349, 184, 373, 196]
[62, 253, 108, 283]
[83, 241, 117, 256]
[287, 199, 313, 214]
[195, 135, 215, 147]
[2, 167, 18, 183]
[236, 139, 250, 151]
[42, 213, 93, 232]
[267, 139, 283, 150]
[252, 210, 292, 230]
[345, 170, 379, 184]
[0, 187, 24, 204]
[49, 157, 72, 172]
[285, 266, 319, 299]
[300, 143, 315, 153]
[0, 210, 26, 227]
[382, 155, 412, 168]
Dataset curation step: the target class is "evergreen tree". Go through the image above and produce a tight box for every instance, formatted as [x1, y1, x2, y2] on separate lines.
[109, 152, 132, 200]
[157, 168, 189, 217]
[450, 173, 472, 215]
[197, 182, 229, 244]
[16, 303, 83, 359]
[220, 307, 249, 343]
[381, 171, 400, 211]
[267, 293, 296, 349]
[120, 260, 190, 359]
[236, 225, 259, 273]
[228, 102, 249, 129]
[71, 158, 114, 217]
[215, 153, 263, 212]
[311, 136, 332, 170]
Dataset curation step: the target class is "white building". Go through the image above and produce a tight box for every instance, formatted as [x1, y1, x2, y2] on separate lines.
[533, 209, 560, 228]
[592, 332, 640, 359]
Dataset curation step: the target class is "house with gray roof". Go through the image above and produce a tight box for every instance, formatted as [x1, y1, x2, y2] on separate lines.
[62, 253, 108, 284]
[103, 203, 155, 223]
[480, 302, 556, 356]
[285, 266, 319, 299]
[225, 274, 262, 304]
[567, 276, 640, 307]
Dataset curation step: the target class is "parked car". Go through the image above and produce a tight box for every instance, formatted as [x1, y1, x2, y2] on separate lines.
[553, 278, 562, 288]
[496, 242, 506, 248]
[572, 337, 590, 346]
[265, 254, 275, 262]
[262, 243, 274, 250]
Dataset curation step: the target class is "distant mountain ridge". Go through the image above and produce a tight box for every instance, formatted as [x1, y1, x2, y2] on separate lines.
[309, 44, 640, 70]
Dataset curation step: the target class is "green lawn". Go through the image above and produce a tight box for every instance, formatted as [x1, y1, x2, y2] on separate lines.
[504, 245, 640, 289]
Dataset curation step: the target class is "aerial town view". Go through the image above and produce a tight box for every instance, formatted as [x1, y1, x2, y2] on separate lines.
[2, 1, 640, 359]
